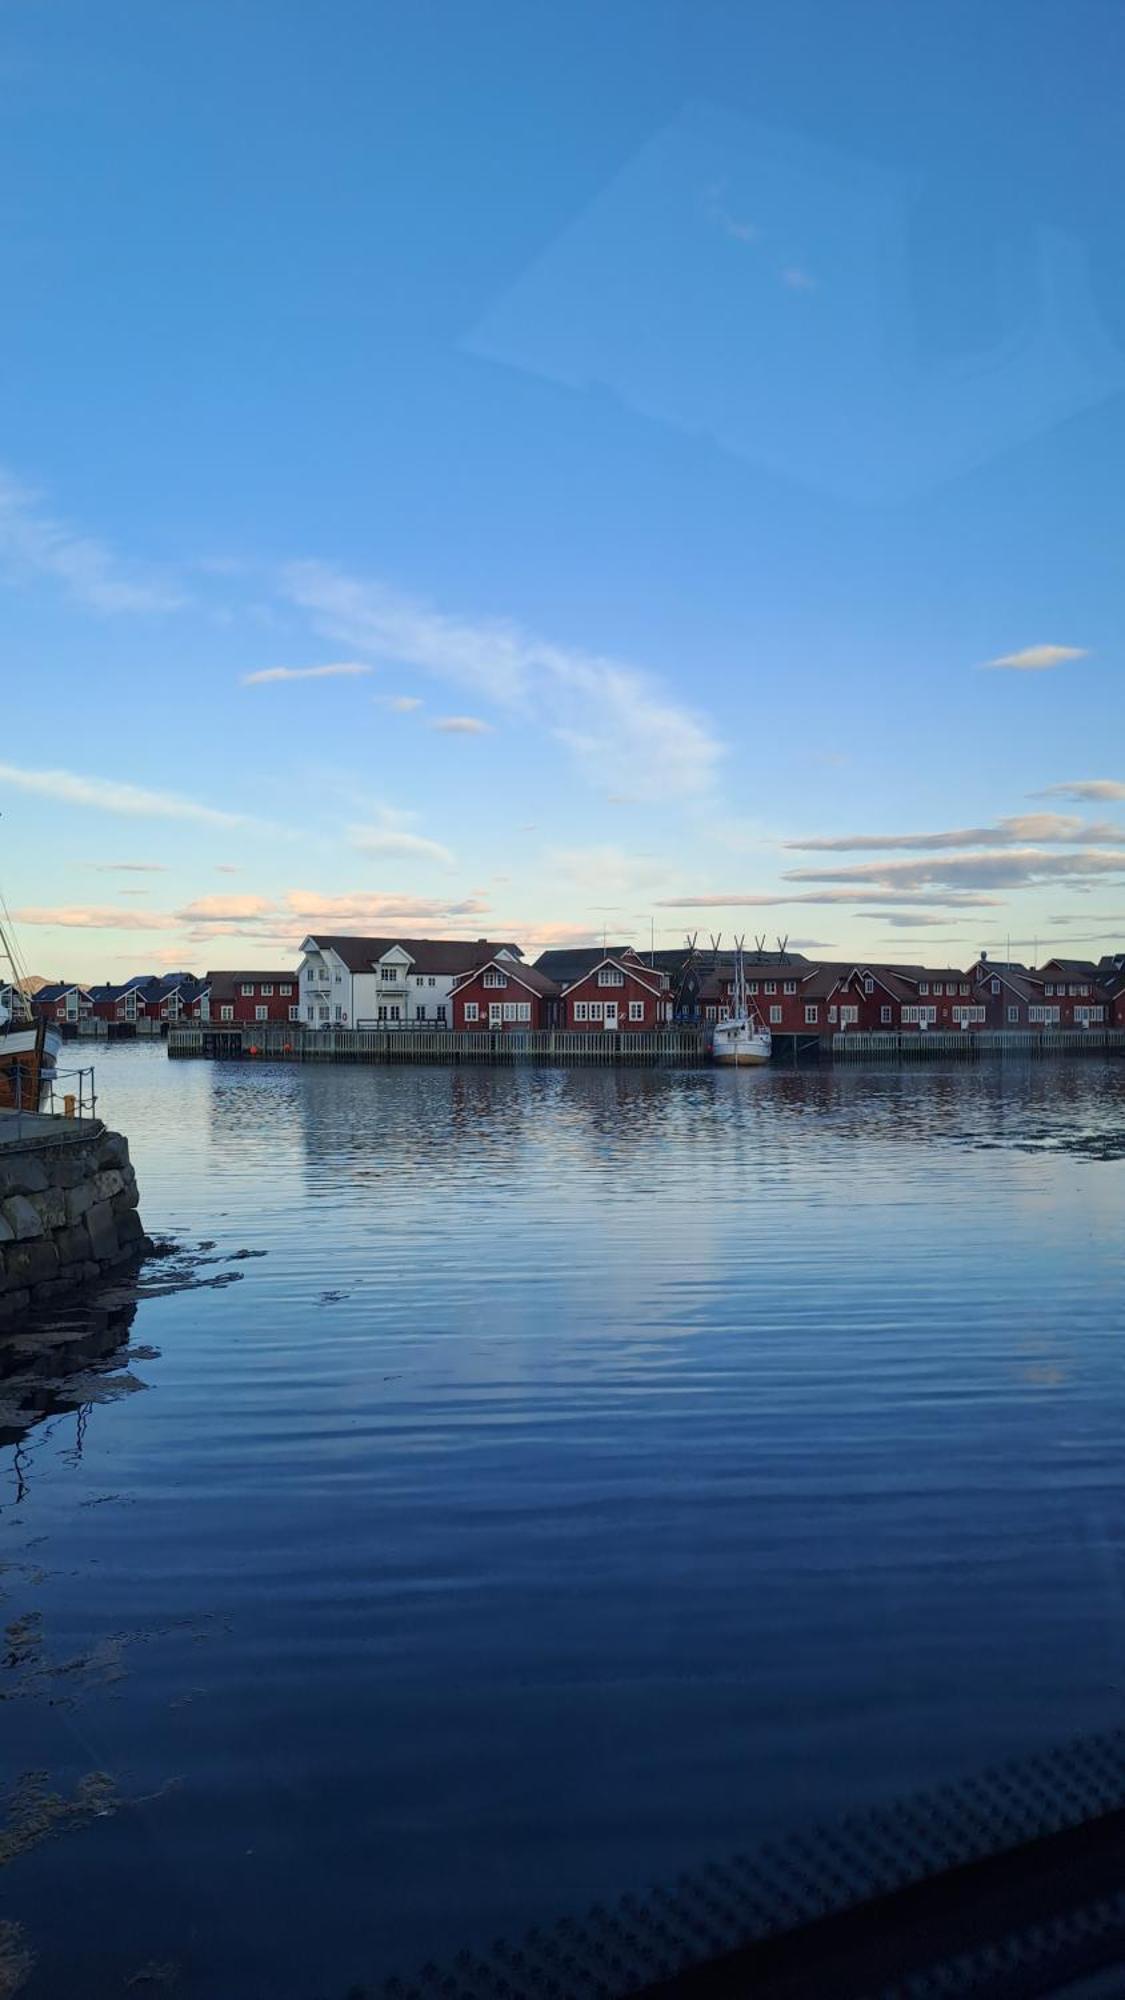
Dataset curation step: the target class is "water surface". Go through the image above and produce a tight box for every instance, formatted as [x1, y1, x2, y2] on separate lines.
[3, 1046, 1125, 1995]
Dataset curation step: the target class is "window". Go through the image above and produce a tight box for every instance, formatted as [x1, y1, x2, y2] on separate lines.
[261, 984, 274, 996]
[769, 1004, 782, 1025]
[902, 1006, 937, 1024]
[991, 979, 1000, 994]
[765, 981, 777, 994]
[880, 1005, 892, 1024]
[933, 984, 943, 996]
[629, 999, 644, 1022]
[389, 1005, 401, 1022]
[1045, 983, 1054, 996]
[502, 1002, 517, 1021]
[436, 1005, 446, 1023]
[289, 1006, 299, 1022]
[839, 1005, 859, 1025]
[517, 1003, 531, 1022]
[828, 1005, 837, 1023]
[805, 1004, 819, 1025]
[574, 1001, 588, 1022]
[1029, 1005, 1060, 1024]
[377, 1005, 387, 1022]
[241, 983, 254, 996]
[748, 982, 759, 995]
[280, 984, 292, 996]
[416, 1004, 426, 1021]
[863, 976, 874, 995]
[220, 1004, 234, 1021]
[256, 1005, 268, 1021]
[1080, 985, 1089, 996]
[318, 1004, 329, 1022]
[483, 969, 508, 988]
[1008, 1005, 1019, 1023]
[952, 1005, 986, 1024]
[464, 1001, 479, 1022]
[334, 1005, 344, 1021]
[598, 967, 624, 985]
[1076, 1005, 1104, 1024]
[381, 966, 398, 981]
[784, 980, 797, 994]
[334, 971, 342, 984]
[919, 982, 929, 995]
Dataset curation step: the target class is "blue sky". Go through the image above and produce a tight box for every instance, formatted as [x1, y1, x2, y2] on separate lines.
[3, 0, 1125, 978]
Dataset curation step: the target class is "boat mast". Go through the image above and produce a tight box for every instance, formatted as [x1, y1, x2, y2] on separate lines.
[733, 934, 747, 1019]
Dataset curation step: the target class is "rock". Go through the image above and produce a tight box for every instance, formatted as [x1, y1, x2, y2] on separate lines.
[112, 1180, 140, 1215]
[0, 1289, 30, 1318]
[0, 1213, 13, 1246]
[85, 1200, 120, 1263]
[116, 1210, 146, 1251]
[93, 1169, 125, 1202]
[65, 1182, 95, 1224]
[97, 1133, 129, 1171]
[7, 1239, 60, 1288]
[29, 1187, 66, 1230]
[55, 1222, 92, 1267]
[0, 1158, 48, 1198]
[1, 1195, 46, 1242]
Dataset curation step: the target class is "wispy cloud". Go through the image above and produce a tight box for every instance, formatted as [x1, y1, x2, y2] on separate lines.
[784, 848, 1125, 891]
[703, 181, 760, 245]
[1032, 779, 1125, 802]
[0, 761, 254, 828]
[242, 662, 373, 686]
[282, 563, 722, 799]
[87, 861, 169, 873]
[0, 466, 185, 613]
[982, 644, 1088, 671]
[12, 905, 179, 931]
[784, 813, 1125, 852]
[431, 715, 492, 736]
[781, 264, 817, 291]
[377, 694, 424, 713]
[348, 825, 455, 866]
[215, 863, 240, 874]
[658, 887, 1002, 908]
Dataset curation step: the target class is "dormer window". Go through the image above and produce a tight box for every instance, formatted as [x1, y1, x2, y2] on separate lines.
[598, 967, 624, 986]
[483, 968, 507, 988]
[863, 976, 874, 995]
[381, 966, 398, 981]
[919, 983, 929, 995]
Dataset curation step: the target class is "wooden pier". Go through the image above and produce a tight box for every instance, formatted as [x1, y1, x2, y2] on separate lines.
[832, 1027, 1125, 1060]
[167, 1022, 1125, 1067]
[167, 1023, 709, 1066]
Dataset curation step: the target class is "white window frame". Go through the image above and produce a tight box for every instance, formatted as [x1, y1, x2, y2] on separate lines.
[256, 1005, 268, 1021]
[483, 969, 508, 988]
[220, 1004, 234, 1021]
[902, 1005, 937, 1025]
[880, 1005, 892, 1024]
[1029, 1005, 1061, 1025]
[289, 1006, 300, 1022]
[628, 999, 645, 1022]
[241, 983, 254, 997]
[597, 967, 625, 986]
[805, 1004, 819, 1025]
[464, 1001, 479, 1022]
[769, 1004, 782, 1025]
[952, 1005, 986, 1024]
[261, 984, 274, 997]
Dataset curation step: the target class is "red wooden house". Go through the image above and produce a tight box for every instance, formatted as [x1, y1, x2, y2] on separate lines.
[203, 971, 301, 1024]
[32, 983, 93, 1026]
[449, 957, 560, 1029]
[559, 953, 670, 1031]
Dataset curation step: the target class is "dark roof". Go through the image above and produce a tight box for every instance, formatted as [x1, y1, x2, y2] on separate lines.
[204, 971, 297, 1002]
[305, 936, 522, 975]
[1040, 958, 1100, 978]
[533, 946, 646, 986]
[451, 958, 561, 998]
[34, 982, 88, 1004]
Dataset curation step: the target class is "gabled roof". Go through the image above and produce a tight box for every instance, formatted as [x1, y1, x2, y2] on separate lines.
[304, 936, 522, 975]
[449, 957, 560, 999]
[534, 945, 649, 987]
[204, 971, 296, 1002]
[561, 954, 663, 997]
[34, 982, 90, 1004]
[1039, 957, 1100, 978]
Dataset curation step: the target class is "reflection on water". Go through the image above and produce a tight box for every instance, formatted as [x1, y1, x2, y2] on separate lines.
[2, 1046, 1125, 1998]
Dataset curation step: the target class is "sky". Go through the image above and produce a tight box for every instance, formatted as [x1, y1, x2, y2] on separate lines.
[3, 0, 1125, 980]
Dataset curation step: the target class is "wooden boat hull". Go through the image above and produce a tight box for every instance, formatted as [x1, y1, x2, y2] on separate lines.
[0, 1021, 63, 1111]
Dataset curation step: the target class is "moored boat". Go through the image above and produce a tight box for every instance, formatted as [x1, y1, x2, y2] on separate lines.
[1, 913, 62, 1110]
[710, 937, 772, 1066]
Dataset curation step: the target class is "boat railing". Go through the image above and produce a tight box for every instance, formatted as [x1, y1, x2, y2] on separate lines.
[40, 1064, 98, 1125]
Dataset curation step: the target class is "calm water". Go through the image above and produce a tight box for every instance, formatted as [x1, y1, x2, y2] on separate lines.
[3, 1044, 1125, 1995]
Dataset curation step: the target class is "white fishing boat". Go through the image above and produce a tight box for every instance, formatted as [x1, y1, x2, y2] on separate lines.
[710, 937, 772, 1066]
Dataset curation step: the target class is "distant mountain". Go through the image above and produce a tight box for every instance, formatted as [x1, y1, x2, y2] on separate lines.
[19, 975, 49, 995]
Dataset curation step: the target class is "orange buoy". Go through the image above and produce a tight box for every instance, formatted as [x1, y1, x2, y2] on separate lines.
[248, 1044, 260, 1057]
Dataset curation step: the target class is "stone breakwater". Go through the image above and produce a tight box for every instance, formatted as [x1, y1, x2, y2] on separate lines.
[0, 1124, 147, 1322]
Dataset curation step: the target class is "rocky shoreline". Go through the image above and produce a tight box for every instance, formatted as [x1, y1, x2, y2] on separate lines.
[0, 1124, 148, 1322]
